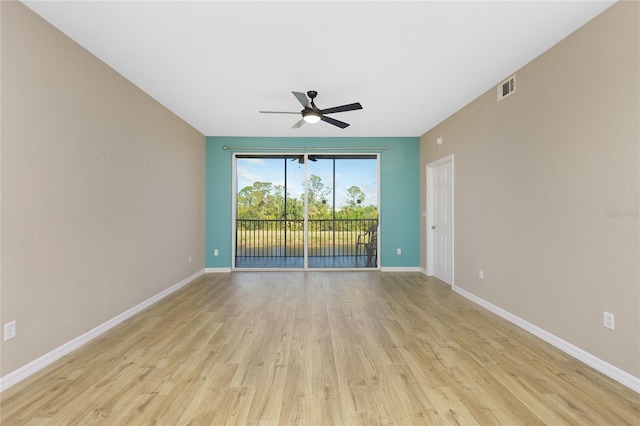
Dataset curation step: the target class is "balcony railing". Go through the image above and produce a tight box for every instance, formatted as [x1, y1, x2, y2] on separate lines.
[236, 218, 378, 258]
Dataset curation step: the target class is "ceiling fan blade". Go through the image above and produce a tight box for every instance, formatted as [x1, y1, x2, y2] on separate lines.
[292, 118, 306, 129]
[320, 102, 362, 115]
[321, 115, 349, 129]
[292, 91, 310, 108]
[259, 111, 300, 114]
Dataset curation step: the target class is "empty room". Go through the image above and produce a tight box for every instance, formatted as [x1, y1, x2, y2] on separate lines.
[1, 0, 638, 424]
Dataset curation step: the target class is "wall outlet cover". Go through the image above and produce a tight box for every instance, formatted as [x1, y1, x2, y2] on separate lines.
[603, 312, 614, 330]
[4, 321, 16, 341]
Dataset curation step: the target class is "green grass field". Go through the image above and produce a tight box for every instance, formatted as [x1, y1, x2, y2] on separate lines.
[236, 230, 370, 256]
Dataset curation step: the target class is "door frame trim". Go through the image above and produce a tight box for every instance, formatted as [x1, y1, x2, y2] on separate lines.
[425, 154, 454, 285]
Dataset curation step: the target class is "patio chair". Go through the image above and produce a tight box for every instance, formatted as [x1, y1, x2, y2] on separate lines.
[365, 231, 377, 267]
[356, 225, 377, 260]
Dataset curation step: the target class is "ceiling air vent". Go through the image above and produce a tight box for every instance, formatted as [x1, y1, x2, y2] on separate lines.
[497, 74, 516, 102]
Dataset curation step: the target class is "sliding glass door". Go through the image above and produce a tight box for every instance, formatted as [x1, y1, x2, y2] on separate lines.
[234, 154, 378, 269]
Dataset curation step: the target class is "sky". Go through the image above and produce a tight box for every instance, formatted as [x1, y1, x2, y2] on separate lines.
[237, 156, 378, 209]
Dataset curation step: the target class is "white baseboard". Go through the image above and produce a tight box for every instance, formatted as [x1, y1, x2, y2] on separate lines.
[0, 269, 205, 393]
[453, 285, 640, 394]
[205, 267, 231, 273]
[381, 267, 422, 272]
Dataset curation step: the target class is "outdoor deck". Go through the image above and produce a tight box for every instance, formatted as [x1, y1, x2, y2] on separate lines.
[235, 255, 374, 269]
[236, 218, 377, 269]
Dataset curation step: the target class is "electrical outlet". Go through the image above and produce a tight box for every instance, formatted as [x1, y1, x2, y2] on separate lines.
[214, 249, 219, 256]
[188, 256, 192, 264]
[396, 248, 401, 255]
[4, 321, 16, 341]
[603, 312, 614, 330]
[479, 269, 484, 280]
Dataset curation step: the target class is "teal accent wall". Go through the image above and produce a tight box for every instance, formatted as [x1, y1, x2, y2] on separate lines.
[206, 136, 419, 268]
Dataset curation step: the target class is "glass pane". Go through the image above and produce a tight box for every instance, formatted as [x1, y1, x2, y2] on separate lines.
[285, 157, 305, 263]
[236, 157, 301, 268]
[308, 156, 378, 268]
[335, 158, 378, 268]
[307, 158, 335, 266]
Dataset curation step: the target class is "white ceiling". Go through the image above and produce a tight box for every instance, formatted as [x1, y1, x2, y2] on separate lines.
[22, 1, 616, 137]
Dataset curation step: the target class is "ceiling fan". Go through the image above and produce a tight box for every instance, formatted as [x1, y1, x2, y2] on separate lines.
[259, 90, 362, 129]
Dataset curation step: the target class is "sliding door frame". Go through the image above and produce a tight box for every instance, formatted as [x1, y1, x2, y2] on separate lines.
[232, 152, 381, 270]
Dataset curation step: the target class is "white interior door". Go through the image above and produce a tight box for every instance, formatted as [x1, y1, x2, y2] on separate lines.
[433, 161, 453, 284]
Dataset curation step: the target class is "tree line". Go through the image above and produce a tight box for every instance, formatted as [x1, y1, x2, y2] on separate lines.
[237, 175, 377, 222]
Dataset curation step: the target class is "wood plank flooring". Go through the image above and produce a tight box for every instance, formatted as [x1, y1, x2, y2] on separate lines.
[1, 272, 638, 425]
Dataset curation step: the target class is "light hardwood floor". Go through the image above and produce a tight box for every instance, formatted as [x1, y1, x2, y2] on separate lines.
[1, 272, 638, 425]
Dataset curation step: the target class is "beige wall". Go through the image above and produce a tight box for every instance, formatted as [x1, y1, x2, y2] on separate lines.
[420, 1, 639, 377]
[1, 2, 205, 376]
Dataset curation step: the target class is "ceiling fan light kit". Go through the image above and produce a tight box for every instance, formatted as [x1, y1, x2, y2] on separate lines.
[302, 110, 321, 123]
[260, 90, 362, 129]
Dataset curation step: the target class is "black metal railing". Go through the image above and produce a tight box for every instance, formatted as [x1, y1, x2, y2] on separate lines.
[236, 218, 377, 258]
